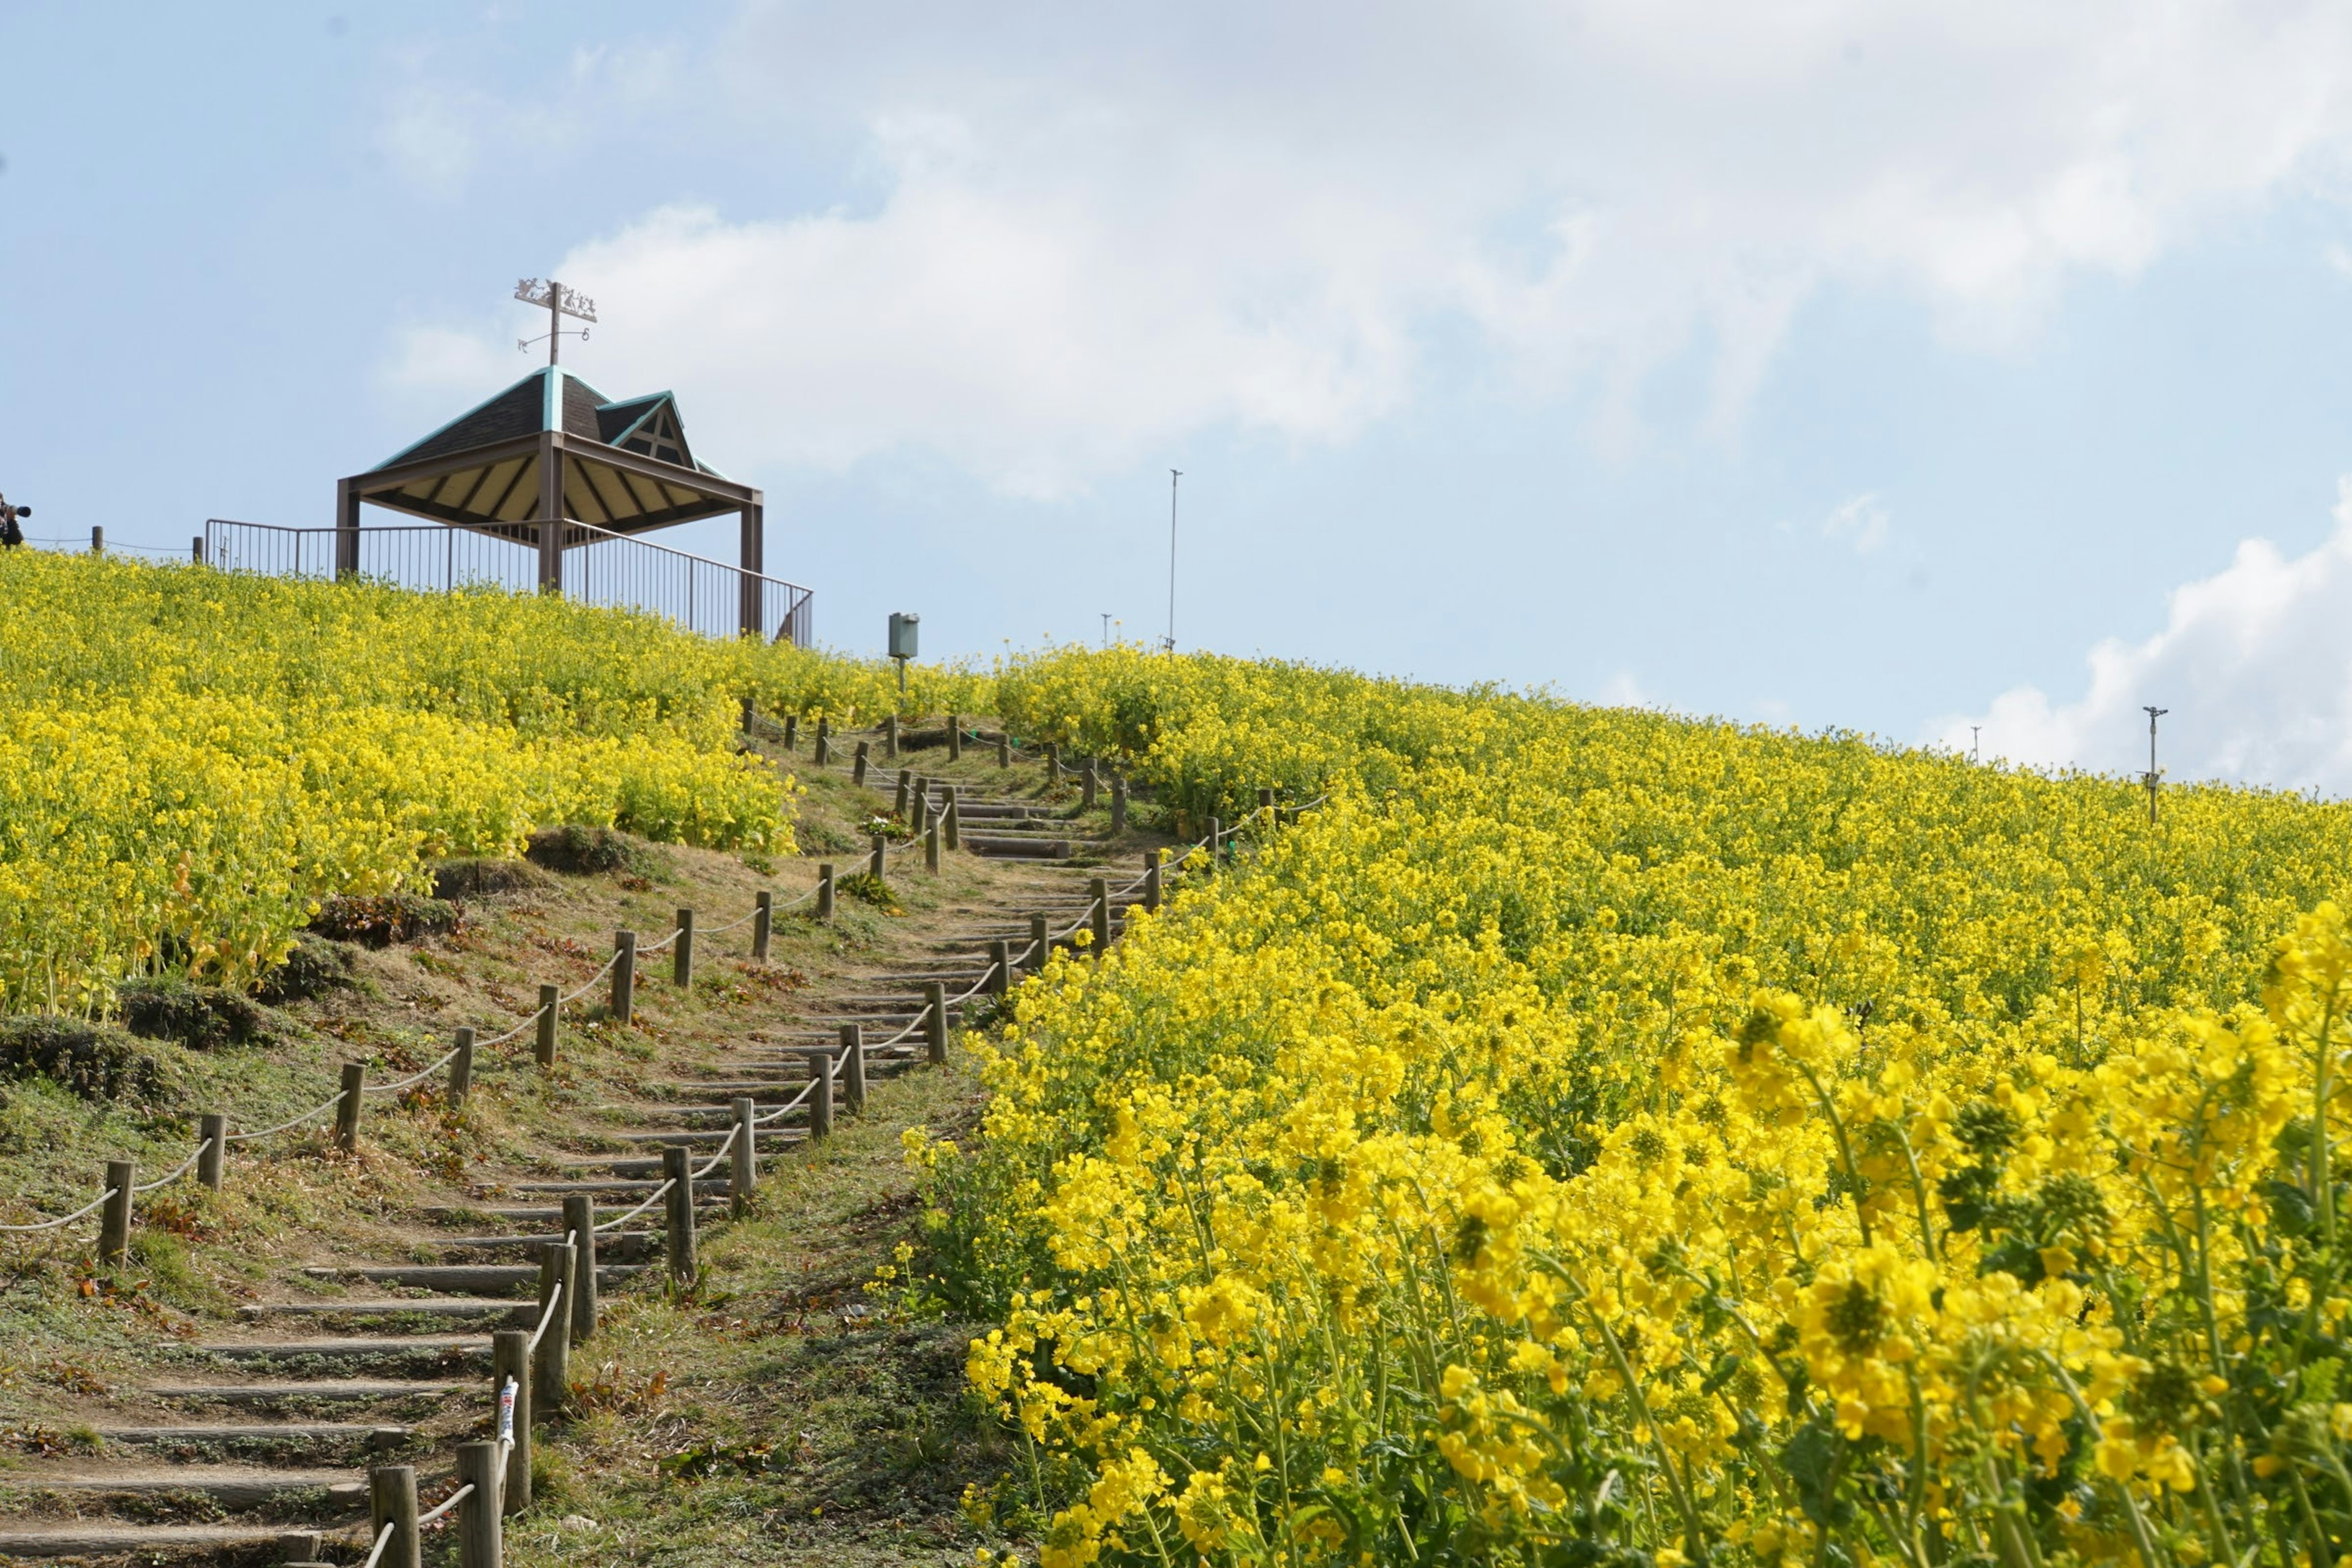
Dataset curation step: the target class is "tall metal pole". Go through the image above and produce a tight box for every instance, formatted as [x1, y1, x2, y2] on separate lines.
[2143, 705, 2168, 825]
[549, 283, 562, 366]
[1166, 469, 1182, 655]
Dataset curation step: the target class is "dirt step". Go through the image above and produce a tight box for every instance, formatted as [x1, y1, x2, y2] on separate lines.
[434, 1230, 658, 1256]
[149, 1381, 469, 1406]
[238, 1297, 532, 1321]
[424, 1202, 723, 1224]
[503, 1176, 733, 1196]
[965, 838, 1075, 859]
[198, 1335, 491, 1363]
[12, 1464, 367, 1507]
[298, 1264, 643, 1294]
[93, 1423, 411, 1449]
[0, 1523, 320, 1559]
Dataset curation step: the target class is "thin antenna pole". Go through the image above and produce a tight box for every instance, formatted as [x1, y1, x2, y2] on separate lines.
[1166, 469, 1182, 656]
[1101, 612, 1110, 648]
[549, 282, 561, 366]
[1970, 726, 1980, 765]
[2143, 704, 2168, 825]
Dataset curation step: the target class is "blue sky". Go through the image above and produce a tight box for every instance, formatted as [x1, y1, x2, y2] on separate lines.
[9, 2, 2352, 787]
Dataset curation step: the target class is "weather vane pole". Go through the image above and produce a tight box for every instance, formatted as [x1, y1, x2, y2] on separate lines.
[1164, 469, 1182, 656]
[515, 278, 598, 365]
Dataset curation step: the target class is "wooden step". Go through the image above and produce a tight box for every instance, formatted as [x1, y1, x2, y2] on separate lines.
[149, 1381, 469, 1406]
[198, 1335, 491, 1363]
[92, 1423, 410, 1449]
[238, 1297, 530, 1321]
[0, 1523, 322, 1558]
[12, 1464, 368, 1507]
[298, 1263, 642, 1294]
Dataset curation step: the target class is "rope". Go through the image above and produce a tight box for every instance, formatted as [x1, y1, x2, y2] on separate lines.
[130, 1140, 213, 1194]
[417, 1482, 474, 1528]
[701, 905, 761, 934]
[361, 1046, 461, 1097]
[560, 947, 625, 1006]
[0, 1187, 118, 1233]
[748, 1079, 816, 1126]
[594, 1178, 674, 1234]
[639, 924, 686, 954]
[526, 1280, 564, 1354]
[471, 1012, 538, 1049]
[222, 1091, 342, 1144]
[360, 1518, 398, 1568]
[689, 1124, 741, 1182]
[948, 972, 992, 1006]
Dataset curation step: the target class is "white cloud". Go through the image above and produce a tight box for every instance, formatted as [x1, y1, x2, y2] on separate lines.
[1929, 479, 2352, 793]
[1823, 492, 1891, 554]
[388, 0, 2352, 491]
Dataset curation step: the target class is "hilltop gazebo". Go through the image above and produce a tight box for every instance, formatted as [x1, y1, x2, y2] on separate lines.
[336, 366, 771, 634]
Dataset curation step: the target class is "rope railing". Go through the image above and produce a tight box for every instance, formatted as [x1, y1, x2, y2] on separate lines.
[638, 923, 687, 954]
[361, 1045, 462, 1098]
[358, 1518, 399, 1568]
[130, 1139, 214, 1194]
[222, 1093, 342, 1145]
[416, 1482, 473, 1528]
[526, 1280, 565, 1355]
[559, 946, 625, 1007]
[0, 1186, 118, 1234]
[689, 1124, 741, 1183]
[594, 1178, 674, 1234]
[748, 1078, 818, 1126]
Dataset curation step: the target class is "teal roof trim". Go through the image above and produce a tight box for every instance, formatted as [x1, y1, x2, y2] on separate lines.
[371, 366, 552, 471]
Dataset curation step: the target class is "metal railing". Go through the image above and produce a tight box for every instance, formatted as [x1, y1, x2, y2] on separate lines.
[202, 518, 815, 647]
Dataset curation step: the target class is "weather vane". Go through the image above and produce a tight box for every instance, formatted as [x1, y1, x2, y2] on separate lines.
[515, 278, 597, 366]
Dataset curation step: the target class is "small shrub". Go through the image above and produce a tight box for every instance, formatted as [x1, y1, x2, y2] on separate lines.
[428, 858, 550, 900]
[308, 894, 459, 948]
[0, 1017, 166, 1102]
[526, 825, 643, 875]
[836, 872, 899, 911]
[256, 935, 358, 1003]
[117, 976, 273, 1052]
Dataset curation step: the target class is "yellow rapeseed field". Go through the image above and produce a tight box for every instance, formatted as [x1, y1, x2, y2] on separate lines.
[920, 647, 2352, 1568]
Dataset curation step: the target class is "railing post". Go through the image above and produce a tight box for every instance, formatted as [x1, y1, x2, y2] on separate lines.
[455, 1441, 501, 1568]
[1208, 816, 1223, 868]
[449, 1027, 474, 1106]
[1144, 851, 1163, 913]
[91, 526, 104, 554]
[840, 1023, 867, 1112]
[1046, 743, 1061, 790]
[492, 1330, 532, 1512]
[912, 775, 929, 829]
[535, 986, 559, 1067]
[895, 768, 912, 821]
[924, 821, 940, 873]
[562, 1194, 598, 1344]
[948, 715, 962, 762]
[814, 717, 831, 766]
[783, 714, 798, 753]
[885, 713, 899, 759]
[1111, 774, 1127, 835]
[198, 1114, 227, 1190]
[816, 864, 835, 922]
[1090, 877, 1111, 955]
[997, 733, 1011, 768]
[1030, 912, 1050, 969]
[612, 930, 636, 1023]
[805, 1049, 834, 1139]
[662, 1145, 698, 1286]
[987, 938, 1010, 998]
[190, 534, 204, 565]
[753, 891, 773, 962]
[924, 981, 949, 1065]
[1258, 788, 1276, 829]
[942, 786, 960, 852]
[99, 1159, 134, 1265]
[334, 1063, 365, 1153]
[868, 835, 886, 882]
[673, 908, 696, 989]
[1082, 766, 1098, 811]
[371, 1463, 422, 1568]
[853, 740, 869, 789]
[534, 1242, 571, 1414]
[732, 1096, 757, 1215]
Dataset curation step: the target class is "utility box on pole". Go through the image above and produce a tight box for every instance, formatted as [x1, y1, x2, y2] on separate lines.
[889, 612, 920, 695]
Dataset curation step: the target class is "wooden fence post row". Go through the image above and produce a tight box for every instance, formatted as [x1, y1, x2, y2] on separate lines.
[673, 908, 696, 989]
[753, 891, 774, 962]
[816, 863, 835, 921]
[612, 930, 636, 1024]
[535, 986, 559, 1067]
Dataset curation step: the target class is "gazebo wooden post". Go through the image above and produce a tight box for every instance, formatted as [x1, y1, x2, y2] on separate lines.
[739, 500, 764, 637]
[334, 479, 361, 579]
[537, 433, 565, 594]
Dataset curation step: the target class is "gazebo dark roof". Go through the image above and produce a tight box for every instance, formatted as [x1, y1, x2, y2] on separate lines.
[350, 366, 745, 535]
[334, 364, 769, 628]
